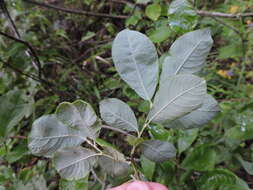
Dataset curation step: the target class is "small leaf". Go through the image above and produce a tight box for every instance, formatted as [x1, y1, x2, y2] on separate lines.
[235, 154, 253, 175]
[182, 144, 216, 171]
[167, 94, 219, 129]
[54, 147, 98, 180]
[177, 128, 198, 154]
[148, 74, 207, 124]
[141, 155, 156, 180]
[145, 4, 161, 21]
[149, 26, 171, 43]
[28, 100, 99, 157]
[197, 169, 250, 190]
[98, 147, 130, 176]
[141, 140, 176, 162]
[168, 0, 195, 15]
[59, 175, 89, 190]
[112, 29, 159, 100]
[56, 100, 99, 139]
[0, 89, 33, 137]
[160, 28, 213, 82]
[99, 98, 138, 132]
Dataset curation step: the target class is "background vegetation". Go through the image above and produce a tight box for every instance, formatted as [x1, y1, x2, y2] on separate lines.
[0, 0, 253, 189]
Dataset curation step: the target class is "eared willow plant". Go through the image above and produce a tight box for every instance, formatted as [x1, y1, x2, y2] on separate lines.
[28, 28, 219, 180]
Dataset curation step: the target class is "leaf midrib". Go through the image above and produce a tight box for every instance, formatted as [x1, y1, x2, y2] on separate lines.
[103, 105, 137, 132]
[174, 39, 203, 74]
[149, 80, 205, 122]
[126, 33, 150, 100]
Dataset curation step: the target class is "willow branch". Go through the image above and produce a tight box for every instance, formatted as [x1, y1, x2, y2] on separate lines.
[101, 125, 135, 137]
[0, 2, 42, 79]
[23, 0, 128, 19]
[196, 10, 253, 18]
[0, 31, 42, 78]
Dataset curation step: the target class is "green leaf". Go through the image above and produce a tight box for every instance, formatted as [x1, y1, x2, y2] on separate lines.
[168, 0, 197, 32]
[145, 4, 161, 21]
[28, 100, 99, 157]
[112, 29, 159, 101]
[235, 154, 253, 175]
[99, 98, 138, 132]
[141, 155, 156, 180]
[0, 90, 33, 137]
[160, 28, 213, 82]
[141, 140, 176, 162]
[167, 94, 219, 129]
[182, 144, 216, 171]
[56, 100, 99, 139]
[59, 175, 89, 190]
[177, 128, 198, 154]
[168, 0, 195, 15]
[98, 147, 130, 177]
[197, 168, 250, 190]
[148, 74, 207, 124]
[149, 26, 171, 43]
[54, 147, 98, 180]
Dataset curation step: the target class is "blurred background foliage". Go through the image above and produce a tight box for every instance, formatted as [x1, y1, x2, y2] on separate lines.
[0, 0, 253, 189]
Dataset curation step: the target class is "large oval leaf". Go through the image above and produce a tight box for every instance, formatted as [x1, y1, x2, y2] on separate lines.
[99, 98, 138, 132]
[141, 140, 176, 162]
[28, 100, 99, 157]
[98, 147, 130, 176]
[112, 29, 159, 100]
[166, 94, 219, 129]
[148, 74, 207, 123]
[160, 28, 213, 82]
[54, 147, 98, 180]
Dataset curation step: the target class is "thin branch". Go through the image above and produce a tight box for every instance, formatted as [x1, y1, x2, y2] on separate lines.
[23, 0, 128, 19]
[0, 31, 42, 78]
[210, 17, 242, 36]
[0, 58, 41, 82]
[196, 10, 253, 18]
[0, 1, 42, 79]
[101, 125, 135, 137]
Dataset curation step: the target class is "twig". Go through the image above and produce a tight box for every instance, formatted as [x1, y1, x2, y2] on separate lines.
[210, 17, 242, 36]
[10, 135, 27, 139]
[91, 168, 105, 187]
[196, 10, 253, 18]
[0, 1, 42, 79]
[0, 58, 41, 82]
[0, 31, 42, 78]
[23, 0, 128, 19]
[101, 125, 136, 137]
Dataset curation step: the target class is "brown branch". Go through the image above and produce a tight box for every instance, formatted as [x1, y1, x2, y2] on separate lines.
[23, 0, 128, 19]
[0, 1, 42, 79]
[0, 31, 42, 79]
[196, 10, 253, 18]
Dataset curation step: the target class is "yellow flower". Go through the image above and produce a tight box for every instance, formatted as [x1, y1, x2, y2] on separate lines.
[229, 6, 239, 14]
[217, 70, 232, 79]
[246, 19, 252, 25]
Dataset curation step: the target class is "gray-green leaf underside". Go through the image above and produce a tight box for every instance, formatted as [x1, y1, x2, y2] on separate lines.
[166, 94, 219, 129]
[99, 98, 138, 132]
[98, 147, 130, 176]
[148, 74, 207, 123]
[141, 140, 176, 162]
[160, 28, 213, 82]
[28, 100, 99, 157]
[112, 29, 159, 100]
[54, 147, 98, 180]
